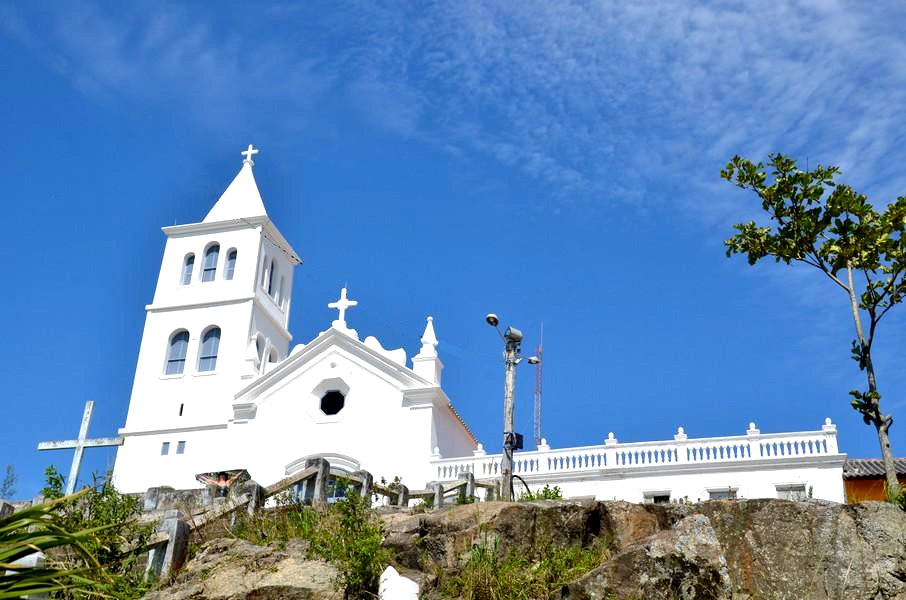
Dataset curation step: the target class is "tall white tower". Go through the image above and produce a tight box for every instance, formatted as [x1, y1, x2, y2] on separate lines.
[113, 146, 301, 487]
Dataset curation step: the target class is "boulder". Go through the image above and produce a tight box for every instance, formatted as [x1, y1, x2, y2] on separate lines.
[143, 538, 338, 600]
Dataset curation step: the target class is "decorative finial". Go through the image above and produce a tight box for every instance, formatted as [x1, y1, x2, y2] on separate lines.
[241, 144, 260, 166]
[328, 287, 358, 329]
[674, 426, 687, 441]
[418, 316, 439, 357]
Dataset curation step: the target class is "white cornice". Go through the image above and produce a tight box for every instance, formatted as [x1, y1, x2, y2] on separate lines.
[118, 423, 228, 437]
[162, 217, 301, 265]
[162, 217, 268, 237]
[233, 328, 432, 406]
[146, 296, 254, 313]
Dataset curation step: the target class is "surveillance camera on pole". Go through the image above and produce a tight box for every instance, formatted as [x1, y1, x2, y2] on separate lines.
[486, 312, 541, 502]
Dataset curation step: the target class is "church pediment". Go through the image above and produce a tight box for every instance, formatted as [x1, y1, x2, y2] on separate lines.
[231, 327, 434, 415]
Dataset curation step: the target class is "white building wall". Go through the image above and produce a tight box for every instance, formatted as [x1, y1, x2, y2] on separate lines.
[121, 301, 256, 432]
[539, 462, 845, 503]
[235, 347, 438, 488]
[432, 405, 478, 461]
[111, 427, 230, 492]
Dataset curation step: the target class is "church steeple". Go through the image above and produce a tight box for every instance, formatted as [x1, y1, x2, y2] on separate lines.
[202, 145, 268, 223]
[120, 145, 300, 434]
[412, 316, 443, 385]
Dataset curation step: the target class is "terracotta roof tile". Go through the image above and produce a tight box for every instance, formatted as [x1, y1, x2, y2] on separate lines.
[843, 458, 906, 479]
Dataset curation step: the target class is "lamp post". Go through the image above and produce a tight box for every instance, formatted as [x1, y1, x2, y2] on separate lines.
[486, 314, 540, 502]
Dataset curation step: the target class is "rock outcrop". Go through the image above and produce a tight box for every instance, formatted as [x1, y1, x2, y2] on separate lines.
[144, 538, 338, 600]
[383, 499, 906, 599]
[146, 499, 906, 599]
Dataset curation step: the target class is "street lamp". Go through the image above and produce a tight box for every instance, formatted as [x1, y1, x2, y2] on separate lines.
[486, 313, 540, 502]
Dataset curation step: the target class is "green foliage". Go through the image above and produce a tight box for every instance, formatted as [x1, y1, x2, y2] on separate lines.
[721, 153, 905, 492]
[0, 466, 16, 500]
[518, 485, 563, 501]
[231, 488, 389, 599]
[230, 501, 319, 548]
[312, 491, 389, 598]
[42, 466, 66, 500]
[886, 482, 906, 511]
[41, 466, 155, 599]
[0, 490, 106, 599]
[437, 532, 611, 599]
[455, 493, 476, 505]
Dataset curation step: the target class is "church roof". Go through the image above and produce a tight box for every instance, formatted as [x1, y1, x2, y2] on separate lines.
[202, 161, 268, 223]
[843, 458, 906, 479]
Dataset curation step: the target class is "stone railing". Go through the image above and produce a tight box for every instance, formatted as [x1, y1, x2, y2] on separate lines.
[431, 420, 840, 481]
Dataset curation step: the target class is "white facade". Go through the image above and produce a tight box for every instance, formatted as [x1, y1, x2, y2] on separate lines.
[433, 422, 846, 503]
[112, 149, 847, 503]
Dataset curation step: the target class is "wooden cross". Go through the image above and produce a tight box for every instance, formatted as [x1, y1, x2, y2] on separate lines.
[37, 400, 123, 495]
[241, 144, 259, 166]
[328, 287, 358, 327]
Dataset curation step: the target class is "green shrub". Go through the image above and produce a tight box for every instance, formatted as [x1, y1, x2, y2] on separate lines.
[0, 490, 105, 599]
[886, 482, 906, 511]
[230, 486, 389, 599]
[310, 491, 389, 598]
[518, 484, 563, 501]
[41, 466, 155, 599]
[437, 531, 611, 599]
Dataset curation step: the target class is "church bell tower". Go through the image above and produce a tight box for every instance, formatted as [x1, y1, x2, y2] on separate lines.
[118, 145, 302, 436]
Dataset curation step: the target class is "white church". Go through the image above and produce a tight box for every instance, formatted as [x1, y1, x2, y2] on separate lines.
[111, 147, 848, 504]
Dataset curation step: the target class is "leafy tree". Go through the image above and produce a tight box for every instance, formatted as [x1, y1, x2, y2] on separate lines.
[721, 154, 906, 495]
[0, 466, 15, 500]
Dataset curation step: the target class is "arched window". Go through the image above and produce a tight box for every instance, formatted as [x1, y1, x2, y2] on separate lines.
[267, 258, 277, 296]
[224, 249, 237, 280]
[181, 254, 195, 285]
[260, 256, 269, 288]
[165, 330, 189, 375]
[202, 244, 219, 282]
[198, 327, 221, 372]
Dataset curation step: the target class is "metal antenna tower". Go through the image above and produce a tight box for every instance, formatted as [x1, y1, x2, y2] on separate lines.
[534, 324, 544, 446]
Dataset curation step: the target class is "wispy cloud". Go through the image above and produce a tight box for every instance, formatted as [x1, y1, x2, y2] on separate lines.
[4, 0, 905, 215]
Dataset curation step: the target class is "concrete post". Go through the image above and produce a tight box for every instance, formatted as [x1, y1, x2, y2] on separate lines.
[432, 483, 444, 509]
[458, 472, 475, 502]
[395, 484, 409, 507]
[352, 470, 374, 505]
[604, 432, 619, 468]
[306, 459, 330, 507]
[143, 487, 161, 512]
[145, 510, 190, 581]
[244, 481, 266, 515]
[747, 422, 762, 459]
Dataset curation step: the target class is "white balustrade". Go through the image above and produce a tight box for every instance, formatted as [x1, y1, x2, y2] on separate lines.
[431, 425, 838, 482]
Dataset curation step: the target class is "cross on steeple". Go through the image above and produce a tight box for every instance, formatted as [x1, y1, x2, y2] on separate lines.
[328, 287, 358, 328]
[37, 400, 124, 496]
[241, 144, 259, 166]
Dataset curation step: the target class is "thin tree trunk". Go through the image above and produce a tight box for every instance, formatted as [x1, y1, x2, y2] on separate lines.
[877, 414, 900, 497]
[846, 264, 900, 497]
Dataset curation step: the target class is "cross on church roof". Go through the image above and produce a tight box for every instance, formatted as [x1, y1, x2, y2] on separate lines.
[241, 144, 259, 166]
[328, 287, 358, 328]
[37, 400, 124, 496]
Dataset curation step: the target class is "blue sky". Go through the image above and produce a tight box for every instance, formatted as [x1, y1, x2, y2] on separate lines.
[2, 1, 905, 499]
